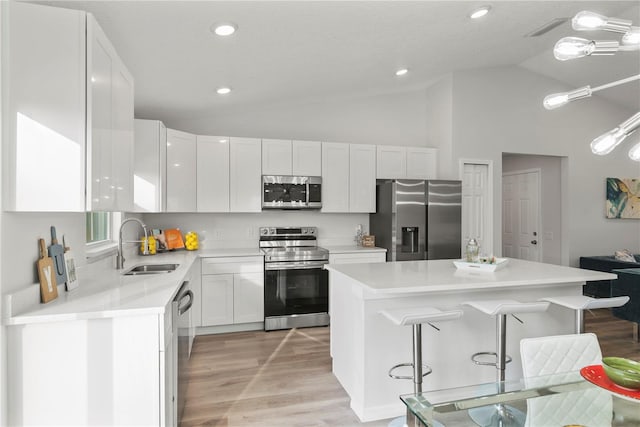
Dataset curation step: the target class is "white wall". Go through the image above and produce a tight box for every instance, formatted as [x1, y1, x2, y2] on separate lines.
[425, 75, 454, 179]
[164, 88, 430, 147]
[448, 66, 640, 266]
[141, 211, 369, 249]
[503, 154, 563, 264]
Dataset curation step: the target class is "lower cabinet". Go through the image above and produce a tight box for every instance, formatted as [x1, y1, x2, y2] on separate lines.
[201, 256, 264, 327]
[328, 251, 387, 264]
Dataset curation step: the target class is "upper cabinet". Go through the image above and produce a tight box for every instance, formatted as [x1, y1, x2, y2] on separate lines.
[86, 14, 134, 212]
[133, 119, 166, 212]
[3, 2, 86, 212]
[322, 142, 376, 213]
[197, 136, 230, 212]
[230, 138, 262, 212]
[262, 139, 321, 176]
[376, 145, 437, 180]
[166, 129, 197, 212]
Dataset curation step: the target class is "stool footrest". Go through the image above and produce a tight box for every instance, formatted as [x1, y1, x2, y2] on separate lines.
[388, 362, 432, 380]
[471, 351, 512, 366]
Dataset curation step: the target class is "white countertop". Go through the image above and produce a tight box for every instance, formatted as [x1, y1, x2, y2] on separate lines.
[324, 245, 387, 254]
[325, 258, 617, 295]
[4, 248, 264, 326]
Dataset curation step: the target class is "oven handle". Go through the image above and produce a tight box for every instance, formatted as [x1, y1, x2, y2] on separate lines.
[265, 262, 328, 271]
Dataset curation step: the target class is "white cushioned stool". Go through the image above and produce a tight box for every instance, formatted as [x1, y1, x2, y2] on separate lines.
[540, 295, 629, 333]
[380, 306, 463, 427]
[462, 299, 550, 427]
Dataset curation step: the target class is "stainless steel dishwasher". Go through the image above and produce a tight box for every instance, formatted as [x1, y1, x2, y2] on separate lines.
[173, 281, 193, 425]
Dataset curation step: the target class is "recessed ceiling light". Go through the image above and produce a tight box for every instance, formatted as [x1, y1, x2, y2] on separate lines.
[395, 68, 409, 76]
[212, 23, 237, 36]
[216, 87, 232, 95]
[470, 6, 491, 19]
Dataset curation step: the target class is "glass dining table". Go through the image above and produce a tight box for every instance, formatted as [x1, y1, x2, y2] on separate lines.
[401, 371, 640, 427]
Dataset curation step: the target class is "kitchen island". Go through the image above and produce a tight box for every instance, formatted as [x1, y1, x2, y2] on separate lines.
[325, 258, 616, 422]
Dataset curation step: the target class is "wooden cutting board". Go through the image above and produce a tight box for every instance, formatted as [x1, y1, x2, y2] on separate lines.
[37, 238, 58, 303]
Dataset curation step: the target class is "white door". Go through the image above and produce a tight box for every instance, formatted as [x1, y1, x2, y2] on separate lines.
[166, 129, 197, 212]
[502, 170, 541, 261]
[461, 162, 492, 255]
[229, 137, 262, 212]
[321, 142, 350, 212]
[197, 135, 230, 212]
[262, 139, 292, 175]
[233, 272, 264, 324]
[349, 144, 376, 213]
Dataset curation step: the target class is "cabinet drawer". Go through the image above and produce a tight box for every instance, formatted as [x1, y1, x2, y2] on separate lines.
[202, 256, 264, 275]
[329, 253, 386, 264]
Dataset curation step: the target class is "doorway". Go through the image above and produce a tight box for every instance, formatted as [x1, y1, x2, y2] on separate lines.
[460, 160, 493, 255]
[502, 154, 566, 265]
[502, 169, 541, 261]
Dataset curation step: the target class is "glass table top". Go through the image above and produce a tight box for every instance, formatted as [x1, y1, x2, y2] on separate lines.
[401, 371, 640, 427]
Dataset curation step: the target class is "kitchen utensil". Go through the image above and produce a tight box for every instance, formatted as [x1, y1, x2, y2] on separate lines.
[48, 226, 67, 285]
[37, 238, 58, 303]
[63, 235, 79, 291]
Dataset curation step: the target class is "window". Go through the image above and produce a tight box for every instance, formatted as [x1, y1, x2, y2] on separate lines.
[86, 212, 110, 244]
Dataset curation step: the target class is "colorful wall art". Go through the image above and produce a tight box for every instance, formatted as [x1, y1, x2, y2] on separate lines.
[606, 178, 640, 219]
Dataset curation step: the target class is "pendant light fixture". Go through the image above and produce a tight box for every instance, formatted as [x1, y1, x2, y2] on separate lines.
[543, 10, 640, 161]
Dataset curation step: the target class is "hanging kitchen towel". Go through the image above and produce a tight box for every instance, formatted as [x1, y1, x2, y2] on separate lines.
[63, 235, 79, 291]
[48, 226, 67, 285]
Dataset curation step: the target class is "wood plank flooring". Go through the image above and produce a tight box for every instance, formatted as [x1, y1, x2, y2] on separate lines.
[181, 309, 640, 427]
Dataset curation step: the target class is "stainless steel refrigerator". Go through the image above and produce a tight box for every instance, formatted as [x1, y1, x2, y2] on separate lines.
[369, 179, 462, 261]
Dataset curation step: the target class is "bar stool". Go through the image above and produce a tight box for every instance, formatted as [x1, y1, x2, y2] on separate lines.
[540, 295, 629, 333]
[380, 306, 463, 427]
[462, 299, 550, 427]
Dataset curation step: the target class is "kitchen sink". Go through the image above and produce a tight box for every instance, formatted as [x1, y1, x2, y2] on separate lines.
[123, 263, 180, 275]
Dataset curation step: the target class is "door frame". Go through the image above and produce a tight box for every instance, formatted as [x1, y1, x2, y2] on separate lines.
[502, 168, 543, 262]
[459, 158, 494, 255]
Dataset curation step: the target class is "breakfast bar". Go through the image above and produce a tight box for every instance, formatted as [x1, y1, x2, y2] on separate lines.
[325, 258, 617, 422]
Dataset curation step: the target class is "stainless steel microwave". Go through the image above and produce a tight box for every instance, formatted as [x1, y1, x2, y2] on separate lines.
[262, 175, 322, 209]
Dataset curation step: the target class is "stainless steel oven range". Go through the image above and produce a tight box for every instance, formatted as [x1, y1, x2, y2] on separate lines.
[260, 226, 329, 331]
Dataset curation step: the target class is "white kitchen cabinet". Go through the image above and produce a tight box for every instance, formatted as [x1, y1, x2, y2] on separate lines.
[328, 251, 386, 264]
[321, 142, 350, 212]
[166, 128, 197, 212]
[406, 147, 437, 179]
[86, 14, 134, 212]
[201, 274, 234, 326]
[376, 145, 438, 180]
[201, 256, 264, 328]
[349, 144, 376, 213]
[229, 137, 262, 212]
[292, 140, 322, 176]
[3, 2, 86, 212]
[197, 135, 230, 212]
[262, 139, 292, 175]
[133, 119, 167, 212]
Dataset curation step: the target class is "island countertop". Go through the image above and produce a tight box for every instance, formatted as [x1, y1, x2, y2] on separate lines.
[325, 258, 616, 295]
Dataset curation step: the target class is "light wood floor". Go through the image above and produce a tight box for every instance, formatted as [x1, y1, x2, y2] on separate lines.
[181, 309, 640, 427]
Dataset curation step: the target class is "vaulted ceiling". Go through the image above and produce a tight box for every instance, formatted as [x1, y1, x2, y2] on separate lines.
[35, 1, 640, 124]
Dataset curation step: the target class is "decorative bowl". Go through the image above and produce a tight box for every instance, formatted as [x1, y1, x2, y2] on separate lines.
[601, 357, 640, 390]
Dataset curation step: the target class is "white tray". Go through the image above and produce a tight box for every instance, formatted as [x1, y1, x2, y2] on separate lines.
[453, 258, 509, 272]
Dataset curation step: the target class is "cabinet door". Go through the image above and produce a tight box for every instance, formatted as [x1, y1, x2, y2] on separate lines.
[262, 139, 292, 175]
[201, 274, 234, 326]
[197, 136, 230, 212]
[87, 16, 114, 211]
[4, 2, 86, 212]
[329, 252, 386, 264]
[321, 142, 350, 212]
[376, 145, 406, 179]
[233, 272, 264, 324]
[111, 65, 135, 212]
[349, 144, 376, 213]
[229, 137, 262, 212]
[166, 129, 197, 212]
[292, 140, 321, 176]
[406, 147, 438, 179]
[133, 119, 166, 212]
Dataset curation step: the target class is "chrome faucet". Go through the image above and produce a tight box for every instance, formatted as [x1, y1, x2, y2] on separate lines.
[117, 217, 149, 269]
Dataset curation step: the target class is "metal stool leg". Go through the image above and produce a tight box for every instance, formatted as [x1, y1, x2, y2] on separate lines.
[576, 309, 584, 334]
[496, 314, 507, 383]
[413, 323, 422, 394]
